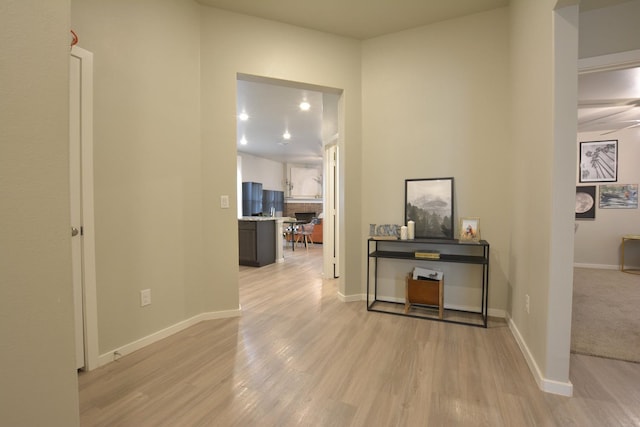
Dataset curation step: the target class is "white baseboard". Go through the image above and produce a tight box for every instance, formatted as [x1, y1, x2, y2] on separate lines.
[488, 308, 506, 318]
[338, 292, 365, 302]
[97, 307, 242, 367]
[573, 263, 618, 270]
[507, 315, 573, 397]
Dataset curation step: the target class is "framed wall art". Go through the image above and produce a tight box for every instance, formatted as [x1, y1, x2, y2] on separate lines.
[599, 184, 638, 209]
[405, 177, 454, 239]
[579, 140, 617, 183]
[459, 217, 480, 243]
[576, 186, 596, 219]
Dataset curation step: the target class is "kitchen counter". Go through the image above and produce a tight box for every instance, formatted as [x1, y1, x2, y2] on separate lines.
[239, 216, 295, 222]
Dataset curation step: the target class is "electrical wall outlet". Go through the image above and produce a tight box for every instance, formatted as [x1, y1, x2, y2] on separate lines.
[140, 289, 151, 307]
[525, 294, 530, 314]
[220, 195, 230, 209]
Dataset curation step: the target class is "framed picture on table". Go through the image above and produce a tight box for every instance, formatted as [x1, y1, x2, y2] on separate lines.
[404, 177, 454, 239]
[459, 217, 480, 243]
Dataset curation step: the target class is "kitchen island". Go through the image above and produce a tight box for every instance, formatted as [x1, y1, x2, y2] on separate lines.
[238, 217, 292, 266]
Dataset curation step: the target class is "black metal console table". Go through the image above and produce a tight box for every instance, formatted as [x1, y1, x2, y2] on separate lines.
[366, 238, 489, 327]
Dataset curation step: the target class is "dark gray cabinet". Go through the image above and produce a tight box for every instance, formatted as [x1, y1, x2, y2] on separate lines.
[262, 190, 284, 216]
[239, 220, 275, 267]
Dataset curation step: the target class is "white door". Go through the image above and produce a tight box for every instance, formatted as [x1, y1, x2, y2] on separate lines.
[70, 53, 84, 369]
[70, 46, 98, 371]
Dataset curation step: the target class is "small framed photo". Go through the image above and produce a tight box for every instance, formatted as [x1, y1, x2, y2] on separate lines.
[579, 140, 617, 183]
[458, 217, 480, 242]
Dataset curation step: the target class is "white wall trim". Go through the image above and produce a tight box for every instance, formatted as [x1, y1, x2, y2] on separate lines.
[573, 262, 618, 270]
[97, 308, 242, 367]
[338, 292, 364, 303]
[507, 315, 573, 397]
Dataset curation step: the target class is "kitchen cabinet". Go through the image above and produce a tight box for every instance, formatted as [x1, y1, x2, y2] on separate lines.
[239, 219, 276, 267]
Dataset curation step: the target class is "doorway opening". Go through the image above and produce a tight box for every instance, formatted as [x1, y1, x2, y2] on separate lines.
[70, 46, 99, 371]
[235, 74, 342, 280]
[572, 49, 640, 363]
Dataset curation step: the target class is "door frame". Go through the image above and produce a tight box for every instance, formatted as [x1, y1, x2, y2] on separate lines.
[70, 46, 99, 370]
[323, 141, 339, 278]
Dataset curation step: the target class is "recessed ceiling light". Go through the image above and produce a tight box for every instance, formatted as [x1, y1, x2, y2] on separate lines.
[283, 131, 291, 140]
[239, 111, 249, 121]
[240, 136, 248, 145]
[299, 101, 311, 111]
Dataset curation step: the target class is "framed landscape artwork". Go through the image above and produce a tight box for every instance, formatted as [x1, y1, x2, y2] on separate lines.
[599, 184, 638, 209]
[405, 178, 454, 239]
[579, 140, 617, 183]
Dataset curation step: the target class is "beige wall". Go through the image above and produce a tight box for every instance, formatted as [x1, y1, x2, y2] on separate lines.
[0, 1, 80, 426]
[509, 0, 577, 390]
[361, 8, 512, 313]
[71, 0, 204, 352]
[70, 1, 362, 354]
[199, 8, 363, 297]
[575, 128, 640, 267]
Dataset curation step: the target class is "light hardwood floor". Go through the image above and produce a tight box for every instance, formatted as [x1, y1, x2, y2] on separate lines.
[79, 246, 640, 426]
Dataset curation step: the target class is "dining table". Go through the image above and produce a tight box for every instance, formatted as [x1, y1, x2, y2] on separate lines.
[282, 219, 307, 251]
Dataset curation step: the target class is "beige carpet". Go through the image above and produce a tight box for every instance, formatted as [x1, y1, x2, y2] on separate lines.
[571, 267, 640, 363]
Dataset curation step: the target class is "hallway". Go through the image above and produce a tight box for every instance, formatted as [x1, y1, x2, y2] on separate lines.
[78, 246, 640, 426]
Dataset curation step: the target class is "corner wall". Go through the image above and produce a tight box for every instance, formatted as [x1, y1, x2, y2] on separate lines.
[508, 0, 577, 394]
[361, 8, 512, 313]
[71, 0, 205, 353]
[199, 7, 362, 297]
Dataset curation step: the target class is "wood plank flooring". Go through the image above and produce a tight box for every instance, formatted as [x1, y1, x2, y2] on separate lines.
[78, 246, 640, 426]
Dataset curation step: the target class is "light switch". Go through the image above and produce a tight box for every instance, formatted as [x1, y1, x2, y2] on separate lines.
[220, 195, 230, 209]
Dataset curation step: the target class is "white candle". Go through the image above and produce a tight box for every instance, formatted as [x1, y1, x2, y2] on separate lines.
[407, 220, 415, 239]
[400, 225, 408, 240]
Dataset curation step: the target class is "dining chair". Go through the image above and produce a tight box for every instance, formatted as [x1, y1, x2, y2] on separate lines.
[295, 222, 315, 249]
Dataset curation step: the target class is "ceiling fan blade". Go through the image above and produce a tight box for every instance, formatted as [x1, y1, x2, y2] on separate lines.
[578, 98, 638, 108]
[600, 122, 640, 136]
[579, 108, 635, 126]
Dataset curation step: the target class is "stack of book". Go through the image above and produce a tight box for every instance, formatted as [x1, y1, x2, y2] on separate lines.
[414, 250, 440, 259]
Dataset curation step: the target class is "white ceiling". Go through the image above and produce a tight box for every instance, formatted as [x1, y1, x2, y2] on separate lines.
[197, 0, 509, 40]
[236, 77, 339, 165]
[198, 0, 635, 40]
[578, 66, 640, 135]
[225, 0, 639, 163]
